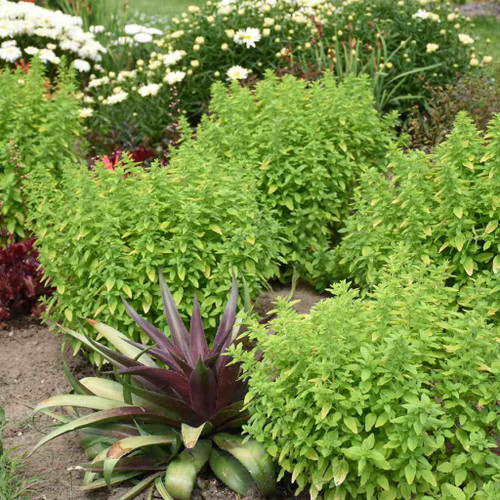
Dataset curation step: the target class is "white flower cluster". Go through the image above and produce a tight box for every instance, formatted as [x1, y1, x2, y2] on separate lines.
[112, 24, 163, 46]
[0, 0, 106, 64]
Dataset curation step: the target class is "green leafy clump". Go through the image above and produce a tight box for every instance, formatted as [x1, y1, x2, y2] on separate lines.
[0, 57, 84, 243]
[231, 259, 500, 499]
[32, 276, 276, 499]
[333, 112, 500, 311]
[27, 151, 281, 362]
[173, 72, 395, 285]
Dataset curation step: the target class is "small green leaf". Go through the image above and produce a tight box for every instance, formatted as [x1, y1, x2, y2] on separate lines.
[405, 464, 416, 484]
[443, 483, 466, 500]
[344, 416, 358, 434]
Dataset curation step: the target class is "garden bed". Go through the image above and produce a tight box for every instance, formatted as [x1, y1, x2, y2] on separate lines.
[0, 286, 324, 499]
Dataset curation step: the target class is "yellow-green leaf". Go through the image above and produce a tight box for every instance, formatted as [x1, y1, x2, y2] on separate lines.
[463, 257, 474, 276]
[344, 417, 357, 434]
[485, 220, 498, 235]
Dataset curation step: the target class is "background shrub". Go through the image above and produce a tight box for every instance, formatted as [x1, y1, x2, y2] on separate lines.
[232, 259, 500, 499]
[333, 112, 500, 294]
[0, 237, 51, 320]
[27, 153, 281, 364]
[82, 0, 479, 152]
[405, 74, 500, 150]
[0, 58, 84, 242]
[172, 72, 396, 285]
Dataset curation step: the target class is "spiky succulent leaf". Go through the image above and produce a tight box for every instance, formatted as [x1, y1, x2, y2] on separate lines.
[211, 273, 238, 355]
[209, 448, 255, 496]
[117, 472, 164, 500]
[122, 297, 186, 371]
[118, 366, 190, 400]
[80, 378, 168, 413]
[159, 270, 191, 360]
[155, 477, 175, 500]
[189, 295, 208, 360]
[212, 433, 276, 496]
[189, 358, 217, 421]
[34, 395, 130, 414]
[102, 434, 178, 486]
[86, 319, 158, 368]
[181, 422, 212, 449]
[81, 471, 143, 490]
[31, 407, 174, 455]
[164, 440, 212, 500]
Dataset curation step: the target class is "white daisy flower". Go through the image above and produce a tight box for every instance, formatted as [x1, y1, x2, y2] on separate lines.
[78, 107, 94, 118]
[234, 27, 261, 48]
[39, 48, 61, 64]
[134, 32, 153, 43]
[458, 33, 474, 45]
[413, 9, 430, 20]
[124, 24, 144, 35]
[73, 58, 91, 72]
[138, 83, 161, 97]
[1, 40, 17, 48]
[0, 45, 22, 62]
[103, 91, 128, 105]
[24, 46, 39, 55]
[226, 65, 249, 81]
[164, 70, 186, 85]
[89, 25, 105, 34]
[426, 43, 439, 53]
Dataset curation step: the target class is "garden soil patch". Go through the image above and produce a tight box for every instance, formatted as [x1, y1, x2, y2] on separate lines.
[0, 286, 324, 499]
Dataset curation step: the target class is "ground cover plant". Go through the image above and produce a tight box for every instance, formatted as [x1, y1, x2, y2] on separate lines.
[333, 112, 500, 314]
[0, 57, 84, 242]
[173, 72, 396, 284]
[27, 151, 281, 363]
[32, 276, 276, 499]
[232, 259, 500, 499]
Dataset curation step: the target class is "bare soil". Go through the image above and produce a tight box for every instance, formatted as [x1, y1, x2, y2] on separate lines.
[0, 286, 324, 500]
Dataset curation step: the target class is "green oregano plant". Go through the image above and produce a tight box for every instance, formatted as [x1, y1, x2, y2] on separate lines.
[0, 57, 84, 242]
[26, 154, 281, 364]
[173, 72, 396, 285]
[333, 112, 500, 303]
[231, 257, 500, 499]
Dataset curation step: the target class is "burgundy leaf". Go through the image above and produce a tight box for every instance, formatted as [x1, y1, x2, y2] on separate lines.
[159, 270, 192, 361]
[215, 360, 243, 411]
[118, 367, 190, 401]
[122, 297, 187, 365]
[210, 272, 238, 355]
[189, 358, 217, 421]
[190, 295, 208, 361]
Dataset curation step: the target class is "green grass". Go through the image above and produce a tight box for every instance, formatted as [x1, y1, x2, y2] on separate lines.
[0, 453, 33, 500]
[471, 15, 500, 75]
[126, 0, 203, 17]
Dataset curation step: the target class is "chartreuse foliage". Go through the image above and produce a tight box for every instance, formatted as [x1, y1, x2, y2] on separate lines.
[26, 152, 280, 364]
[0, 57, 83, 243]
[32, 276, 276, 499]
[231, 259, 500, 500]
[334, 112, 500, 314]
[173, 72, 396, 285]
